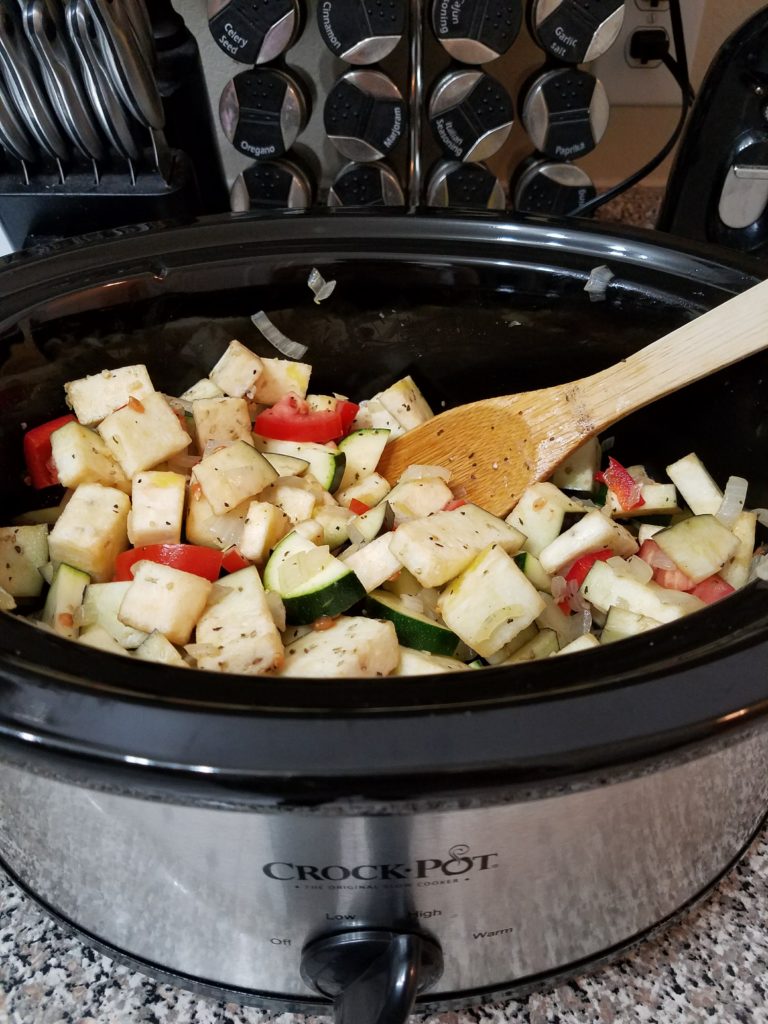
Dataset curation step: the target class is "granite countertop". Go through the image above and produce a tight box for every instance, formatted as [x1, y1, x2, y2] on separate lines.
[2, 830, 768, 1024]
[4, 186, 762, 1024]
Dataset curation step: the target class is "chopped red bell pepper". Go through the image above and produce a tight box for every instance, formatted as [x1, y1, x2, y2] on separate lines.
[221, 547, 251, 574]
[690, 574, 735, 604]
[594, 457, 645, 512]
[348, 498, 371, 515]
[442, 498, 467, 512]
[23, 414, 76, 489]
[254, 394, 358, 443]
[113, 544, 223, 582]
[558, 547, 614, 612]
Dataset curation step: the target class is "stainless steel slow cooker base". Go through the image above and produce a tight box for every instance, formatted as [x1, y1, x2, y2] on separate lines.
[1, 730, 767, 1011]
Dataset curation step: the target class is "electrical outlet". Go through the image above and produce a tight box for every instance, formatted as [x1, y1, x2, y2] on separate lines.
[591, 0, 705, 107]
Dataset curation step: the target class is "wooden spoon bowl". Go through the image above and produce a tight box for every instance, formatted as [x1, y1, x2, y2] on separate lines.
[377, 277, 768, 517]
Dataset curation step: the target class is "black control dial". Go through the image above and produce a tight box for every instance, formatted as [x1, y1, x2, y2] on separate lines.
[317, 0, 406, 64]
[426, 159, 506, 209]
[230, 158, 313, 210]
[208, 0, 300, 65]
[519, 67, 608, 161]
[219, 68, 307, 161]
[324, 69, 406, 162]
[512, 156, 596, 215]
[428, 69, 514, 162]
[327, 161, 404, 206]
[431, 0, 522, 64]
[529, 0, 626, 64]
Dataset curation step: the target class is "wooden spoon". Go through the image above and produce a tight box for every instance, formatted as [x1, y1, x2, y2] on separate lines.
[376, 277, 768, 518]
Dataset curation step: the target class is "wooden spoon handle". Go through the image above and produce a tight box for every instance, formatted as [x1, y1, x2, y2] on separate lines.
[573, 276, 768, 432]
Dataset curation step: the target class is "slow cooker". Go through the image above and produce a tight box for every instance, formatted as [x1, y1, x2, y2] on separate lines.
[1, 212, 767, 1022]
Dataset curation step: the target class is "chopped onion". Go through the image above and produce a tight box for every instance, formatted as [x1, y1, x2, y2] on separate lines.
[202, 438, 236, 458]
[398, 464, 452, 483]
[265, 590, 286, 632]
[167, 452, 201, 472]
[281, 547, 330, 592]
[584, 264, 614, 301]
[251, 310, 308, 359]
[550, 575, 568, 602]
[753, 508, 768, 528]
[308, 268, 337, 304]
[183, 643, 219, 661]
[202, 515, 244, 551]
[399, 593, 425, 615]
[752, 554, 768, 581]
[716, 475, 748, 528]
[624, 555, 653, 584]
[600, 435, 615, 454]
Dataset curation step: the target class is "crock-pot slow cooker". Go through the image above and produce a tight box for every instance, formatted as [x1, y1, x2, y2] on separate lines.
[1, 212, 767, 1022]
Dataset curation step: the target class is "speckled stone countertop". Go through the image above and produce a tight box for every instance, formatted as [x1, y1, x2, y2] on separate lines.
[6, 185, 759, 1024]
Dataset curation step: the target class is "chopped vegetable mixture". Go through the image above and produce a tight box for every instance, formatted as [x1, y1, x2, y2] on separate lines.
[1, 337, 764, 677]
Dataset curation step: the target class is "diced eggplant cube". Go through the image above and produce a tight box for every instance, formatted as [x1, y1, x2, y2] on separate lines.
[193, 567, 283, 674]
[118, 561, 211, 645]
[49, 483, 130, 582]
[51, 421, 130, 492]
[192, 396, 254, 451]
[250, 356, 312, 404]
[98, 392, 191, 477]
[209, 340, 264, 398]
[64, 364, 154, 426]
[240, 501, 292, 562]
[128, 471, 186, 546]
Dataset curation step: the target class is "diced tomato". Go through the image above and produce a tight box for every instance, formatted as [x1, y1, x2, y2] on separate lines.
[639, 539, 695, 590]
[254, 393, 346, 442]
[443, 498, 467, 511]
[595, 457, 645, 511]
[558, 547, 613, 612]
[221, 547, 251, 574]
[690, 574, 735, 604]
[348, 498, 371, 515]
[113, 544, 223, 582]
[23, 414, 76, 489]
[653, 566, 695, 591]
[337, 400, 359, 435]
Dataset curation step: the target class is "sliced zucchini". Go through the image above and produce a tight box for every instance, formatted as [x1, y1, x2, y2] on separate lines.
[394, 647, 467, 674]
[253, 437, 345, 492]
[262, 452, 310, 477]
[551, 633, 600, 655]
[348, 501, 394, 544]
[365, 588, 459, 656]
[81, 581, 149, 649]
[600, 605, 662, 645]
[134, 631, 187, 667]
[0, 524, 49, 597]
[311, 505, 356, 549]
[41, 563, 90, 639]
[653, 514, 739, 584]
[514, 551, 552, 593]
[263, 531, 365, 625]
[338, 429, 390, 491]
[500, 628, 559, 663]
[78, 625, 131, 656]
